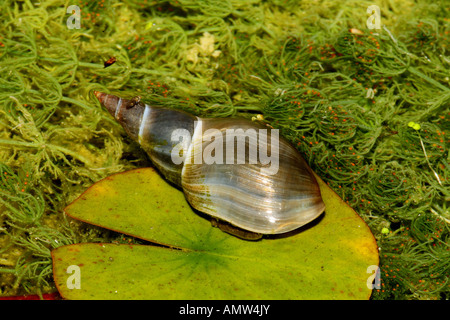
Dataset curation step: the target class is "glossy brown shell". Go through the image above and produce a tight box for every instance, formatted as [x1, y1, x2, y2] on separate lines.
[95, 92, 325, 235]
[181, 118, 325, 234]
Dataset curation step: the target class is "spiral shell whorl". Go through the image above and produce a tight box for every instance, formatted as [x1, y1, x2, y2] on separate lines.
[137, 106, 196, 186]
[181, 118, 325, 234]
[95, 92, 325, 235]
[95, 91, 197, 186]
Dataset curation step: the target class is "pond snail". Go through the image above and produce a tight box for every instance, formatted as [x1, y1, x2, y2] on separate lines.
[94, 91, 325, 240]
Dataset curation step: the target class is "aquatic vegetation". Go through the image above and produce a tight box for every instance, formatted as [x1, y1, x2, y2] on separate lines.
[0, 0, 448, 299]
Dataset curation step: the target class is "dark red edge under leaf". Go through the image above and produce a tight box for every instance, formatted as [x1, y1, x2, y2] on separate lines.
[0, 292, 61, 300]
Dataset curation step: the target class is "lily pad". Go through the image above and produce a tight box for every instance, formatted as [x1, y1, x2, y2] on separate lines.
[52, 168, 378, 299]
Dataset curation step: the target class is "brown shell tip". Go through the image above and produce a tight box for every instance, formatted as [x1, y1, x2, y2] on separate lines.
[93, 91, 105, 102]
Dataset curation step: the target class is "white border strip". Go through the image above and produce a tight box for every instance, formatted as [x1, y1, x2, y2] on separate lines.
[114, 98, 122, 119]
[181, 117, 202, 176]
[138, 104, 152, 144]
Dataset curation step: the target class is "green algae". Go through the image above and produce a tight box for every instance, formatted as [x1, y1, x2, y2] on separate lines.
[0, 0, 448, 299]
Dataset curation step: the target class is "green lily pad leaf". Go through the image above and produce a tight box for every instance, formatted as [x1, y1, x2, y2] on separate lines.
[53, 168, 378, 299]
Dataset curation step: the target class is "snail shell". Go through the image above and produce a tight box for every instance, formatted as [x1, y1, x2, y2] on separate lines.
[94, 92, 325, 236]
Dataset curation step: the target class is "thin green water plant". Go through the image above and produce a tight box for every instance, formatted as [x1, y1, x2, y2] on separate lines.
[0, 0, 448, 299]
